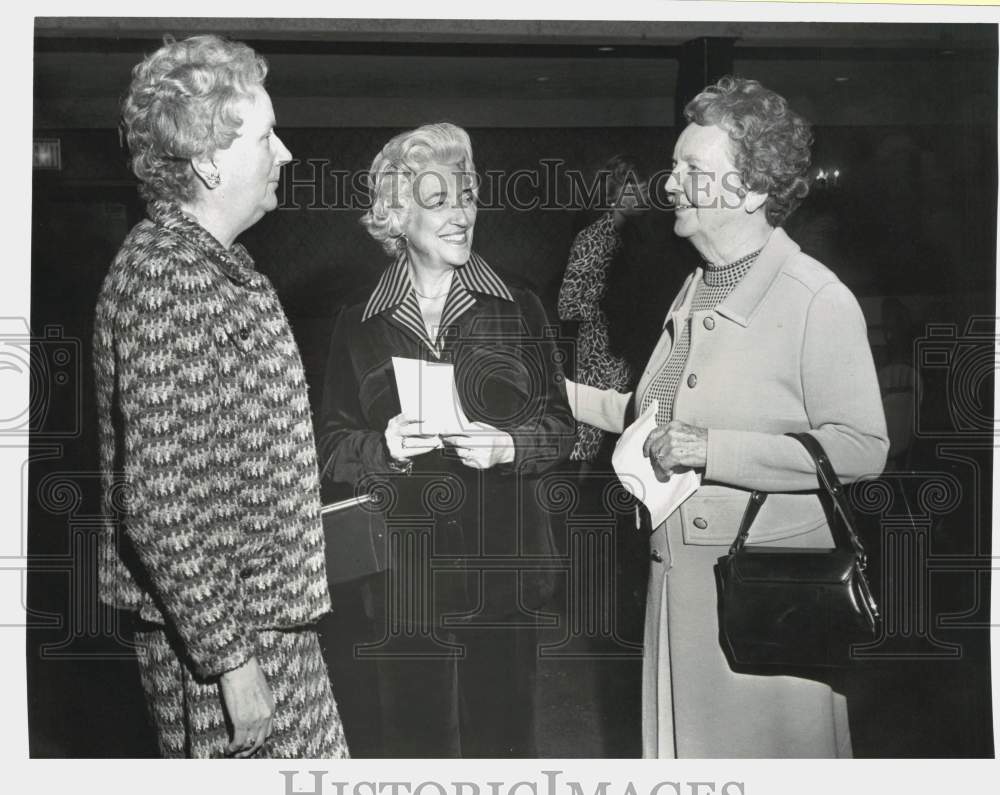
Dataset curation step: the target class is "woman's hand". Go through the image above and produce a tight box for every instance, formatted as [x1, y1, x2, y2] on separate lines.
[442, 421, 516, 470]
[385, 413, 443, 461]
[642, 420, 708, 482]
[220, 656, 274, 758]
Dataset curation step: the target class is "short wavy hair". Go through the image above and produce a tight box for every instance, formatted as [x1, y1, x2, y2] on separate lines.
[361, 122, 476, 256]
[684, 76, 812, 227]
[121, 34, 268, 203]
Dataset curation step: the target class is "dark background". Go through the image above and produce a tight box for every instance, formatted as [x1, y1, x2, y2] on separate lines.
[29, 19, 996, 757]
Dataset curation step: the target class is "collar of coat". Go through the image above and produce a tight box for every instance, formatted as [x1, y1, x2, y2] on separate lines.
[362, 250, 514, 355]
[671, 227, 802, 329]
[147, 199, 263, 288]
[362, 250, 514, 322]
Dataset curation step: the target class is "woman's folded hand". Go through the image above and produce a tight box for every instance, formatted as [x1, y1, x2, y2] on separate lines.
[643, 419, 708, 482]
[220, 656, 274, 758]
[385, 412, 443, 461]
[441, 421, 516, 470]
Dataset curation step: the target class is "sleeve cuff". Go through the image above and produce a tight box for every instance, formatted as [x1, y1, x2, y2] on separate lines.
[565, 380, 631, 433]
[705, 428, 743, 485]
[189, 627, 256, 679]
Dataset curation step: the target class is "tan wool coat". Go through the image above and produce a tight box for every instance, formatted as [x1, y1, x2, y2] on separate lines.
[575, 227, 888, 757]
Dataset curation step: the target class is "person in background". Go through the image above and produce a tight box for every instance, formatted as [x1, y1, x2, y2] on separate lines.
[558, 155, 648, 464]
[567, 77, 888, 757]
[93, 34, 348, 759]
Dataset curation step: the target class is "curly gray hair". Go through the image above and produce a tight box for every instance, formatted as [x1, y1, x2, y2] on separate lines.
[120, 34, 267, 203]
[685, 76, 813, 227]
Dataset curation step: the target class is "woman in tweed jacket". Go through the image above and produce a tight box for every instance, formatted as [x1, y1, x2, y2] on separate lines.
[93, 35, 347, 759]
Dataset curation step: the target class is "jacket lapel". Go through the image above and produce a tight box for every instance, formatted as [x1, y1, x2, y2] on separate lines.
[714, 227, 799, 328]
[632, 228, 800, 413]
[634, 269, 699, 410]
[361, 251, 514, 358]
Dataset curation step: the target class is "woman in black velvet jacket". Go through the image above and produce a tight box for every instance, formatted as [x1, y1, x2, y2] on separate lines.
[318, 122, 574, 757]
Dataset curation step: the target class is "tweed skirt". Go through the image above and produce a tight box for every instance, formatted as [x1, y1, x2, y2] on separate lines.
[135, 625, 349, 758]
[642, 517, 853, 758]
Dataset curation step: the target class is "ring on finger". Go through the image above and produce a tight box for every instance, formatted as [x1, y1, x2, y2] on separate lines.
[401, 438, 407, 449]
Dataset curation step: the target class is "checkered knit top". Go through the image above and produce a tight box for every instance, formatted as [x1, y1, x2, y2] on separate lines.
[641, 249, 760, 425]
[93, 200, 331, 678]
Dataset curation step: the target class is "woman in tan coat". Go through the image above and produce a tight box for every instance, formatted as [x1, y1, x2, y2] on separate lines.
[569, 77, 888, 757]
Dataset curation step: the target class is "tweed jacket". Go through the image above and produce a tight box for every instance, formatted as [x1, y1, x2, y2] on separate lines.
[575, 227, 889, 544]
[93, 200, 331, 678]
[317, 253, 574, 621]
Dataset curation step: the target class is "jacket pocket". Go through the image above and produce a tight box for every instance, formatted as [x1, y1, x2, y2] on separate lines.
[223, 321, 255, 354]
[679, 485, 827, 545]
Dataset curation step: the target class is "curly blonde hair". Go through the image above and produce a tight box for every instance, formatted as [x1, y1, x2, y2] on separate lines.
[120, 34, 267, 203]
[361, 122, 477, 256]
[685, 76, 813, 227]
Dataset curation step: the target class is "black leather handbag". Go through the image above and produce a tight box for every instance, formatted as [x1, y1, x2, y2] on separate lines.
[322, 493, 386, 585]
[714, 432, 880, 671]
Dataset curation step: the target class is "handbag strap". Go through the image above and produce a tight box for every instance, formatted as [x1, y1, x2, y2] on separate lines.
[729, 490, 767, 554]
[728, 433, 869, 570]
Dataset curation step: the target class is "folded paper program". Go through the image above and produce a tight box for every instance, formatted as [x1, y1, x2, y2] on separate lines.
[391, 356, 473, 435]
[611, 398, 700, 526]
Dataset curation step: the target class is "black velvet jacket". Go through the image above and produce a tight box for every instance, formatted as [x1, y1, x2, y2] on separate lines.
[318, 255, 575, 623]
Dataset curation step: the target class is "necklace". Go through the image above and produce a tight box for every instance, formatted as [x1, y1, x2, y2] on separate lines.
[412, 273, 453, 300]
[413, 286, 449, 300]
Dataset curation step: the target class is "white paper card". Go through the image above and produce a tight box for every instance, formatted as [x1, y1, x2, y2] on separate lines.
[391, 356, 472, 435]
[611, 398, 700, 526]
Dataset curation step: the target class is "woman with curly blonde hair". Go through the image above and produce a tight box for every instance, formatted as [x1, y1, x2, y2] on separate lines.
[318, 121, 573, 756]
[569, 77, 888, 757]
[94, 34, 347, 758]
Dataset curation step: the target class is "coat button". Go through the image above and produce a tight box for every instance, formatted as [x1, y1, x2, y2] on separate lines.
[703, 316, 715, 330]
[239, 327, 250, 340]
[687, 373, 698, 388]
[693, 517, 708, 530]
[651, 549, 664, 563]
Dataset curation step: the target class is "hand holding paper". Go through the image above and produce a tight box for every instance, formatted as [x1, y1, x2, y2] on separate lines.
[392, 356, 472, 435]
[384, 413, 443, 460]
[642, 418, 708, 478]
[442, 421, 516, 470]
[611, 399, 700, 527]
